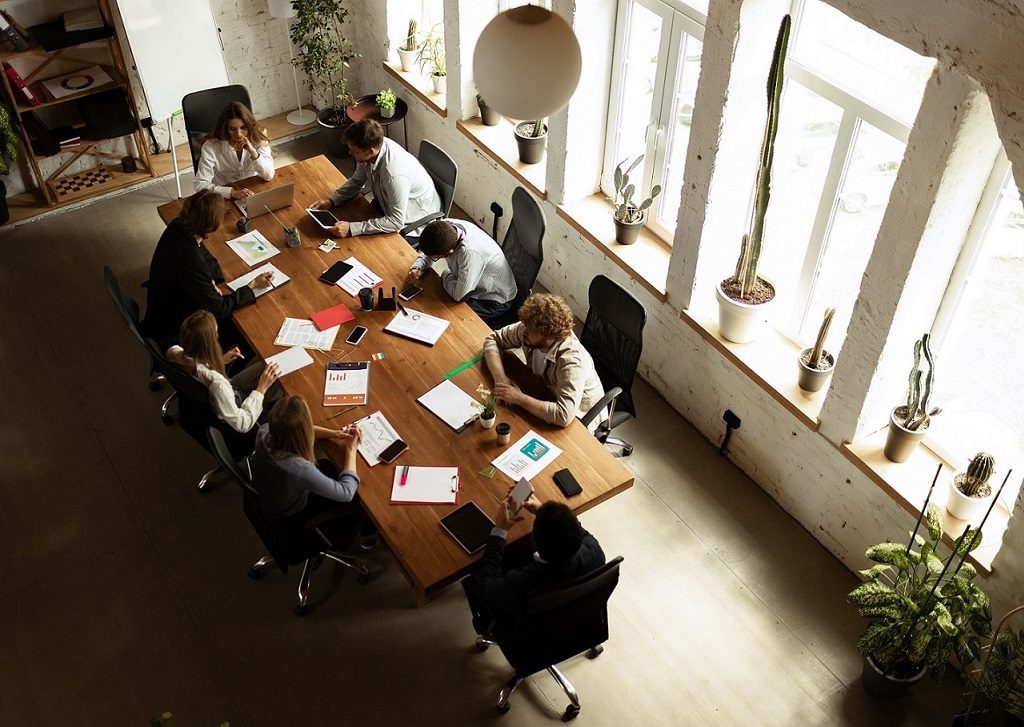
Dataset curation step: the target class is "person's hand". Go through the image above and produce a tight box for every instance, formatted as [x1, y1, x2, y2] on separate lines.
[311, 198, 333, 210]
[329, 220, 351, 238]
[252, 271, 275, 289]
[495, 496, 523, 531]
[493, 382, 523, 406]
[223, 346, 244, 365]
[256, 362, 280, 393]
[405, 268, 421, 285]
[332, 424, 361, 446]
[230, 187, 254, 199]
[522, 494, 542, 514]
[244, 140, 259, 159]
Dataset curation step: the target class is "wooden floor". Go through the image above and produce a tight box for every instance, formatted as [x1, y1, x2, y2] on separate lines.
[3, 107, 319, 226]
[0, 134, 964, 726]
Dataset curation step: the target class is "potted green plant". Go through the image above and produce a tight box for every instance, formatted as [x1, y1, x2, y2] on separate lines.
[884, 333, 942, 462]
[957, 606, 1024, 725]
[948, 452, 997, 523]
[290, 0, 359, 158]
[514, 118, 546, 165]
[397, 18, 418, 72]
[797, 306, 836, 392]
[416, 26, 446, 94]
[376, 88, 397, 119]
[610, 155, 661, 245]
[477, 94, 500, 126]
[476, 385, 498, 429]
[0, 102, 19, 225]
[848, 501, 992, 700]
[716, 14, 791, 343]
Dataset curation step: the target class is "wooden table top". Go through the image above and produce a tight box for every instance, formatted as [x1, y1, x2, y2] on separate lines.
[157, 156, 634, 603]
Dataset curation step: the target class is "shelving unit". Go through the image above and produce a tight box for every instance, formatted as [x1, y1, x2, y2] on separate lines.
[0, 0, 153, 207]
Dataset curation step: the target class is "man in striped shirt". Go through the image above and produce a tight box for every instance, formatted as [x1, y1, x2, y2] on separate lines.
[405, 219, 518, 322]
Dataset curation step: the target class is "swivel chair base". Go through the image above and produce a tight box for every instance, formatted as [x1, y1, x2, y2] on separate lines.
[248, 544, 370, 617]
[161, 391, 177, 425]
[197, 467, 221, 492]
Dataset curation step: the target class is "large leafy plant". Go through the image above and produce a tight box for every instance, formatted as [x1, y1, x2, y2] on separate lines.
[960, 607, 1024, 724]
[0, 102, 18, 176]
[848, 503, 992, 678]
[290, 0, 359, 122]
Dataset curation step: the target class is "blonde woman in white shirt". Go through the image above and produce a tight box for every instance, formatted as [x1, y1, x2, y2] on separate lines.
[166, 310, 281, 433]
[194, 101, 275, 200]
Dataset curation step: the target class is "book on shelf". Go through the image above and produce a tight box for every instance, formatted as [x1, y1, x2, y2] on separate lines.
[40, 65, 114, 101]
[63, 9, 104, 32]
[0, 11, 28, 51]
[22, 112, 59, 156]
[4, 63, 40, 107]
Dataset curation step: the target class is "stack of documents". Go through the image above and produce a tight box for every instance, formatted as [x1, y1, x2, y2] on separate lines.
[492, 431, 563, 481]
[227, 263, 289, 297]
[391, 466, 459, 505]
[265, 346, 314, 377]
[417, 380, 482, 431]
[274, 317, 340, 350]
[337, 257, 383, 297]
[384, 308, 450, 346]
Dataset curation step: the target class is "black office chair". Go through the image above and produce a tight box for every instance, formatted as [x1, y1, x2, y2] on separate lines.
[207, 428, 370, 616]
[488, 186, 546, 330]
[144, 338, 254, 491]
[399, 139, 458, 244]
[102, 266, 172, 406]
[477, 556, 624, 720]
[578, 275, 646, 457]
[181, 84, 252, 172]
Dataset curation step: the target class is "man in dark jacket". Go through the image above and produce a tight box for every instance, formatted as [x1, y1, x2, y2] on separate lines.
[141, 189, 270, 346]
[462, 495, 606, 639]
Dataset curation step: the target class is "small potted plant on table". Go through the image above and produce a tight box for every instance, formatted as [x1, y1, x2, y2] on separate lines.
[884, 332, 941, 462]
[376, 88, 397, 118]
[397, 18, 418, 71]
[476, 385, 498, 429]
[948, 452, 997, 523]
[610, 155, 661, 245]
[797, 306, 836, 392]
[514, 118, 546, 165]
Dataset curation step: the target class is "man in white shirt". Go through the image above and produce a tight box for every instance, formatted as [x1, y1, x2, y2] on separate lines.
[311, 120, 441, 238]
[405, 219, 517, 321]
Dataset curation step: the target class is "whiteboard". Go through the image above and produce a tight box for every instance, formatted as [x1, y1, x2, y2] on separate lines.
[115, 0, 229, 122]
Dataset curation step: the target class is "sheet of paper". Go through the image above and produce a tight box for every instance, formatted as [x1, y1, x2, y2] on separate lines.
[226, 229, 279, 266]
[417, 380, 482, 431]
[492, 430, 563, 482]
[391, 466, 459, 505]
[383, 307, 450, 346]
[337, 256, 383, 297]
[265, 345, 314, 377]
[274, 317, 340, 350]
[354, 411, 401, 466]
[324, 361, 370, 406]
[226, 263, 290, 298]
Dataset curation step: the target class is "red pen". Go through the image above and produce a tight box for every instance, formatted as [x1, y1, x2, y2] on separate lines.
[400, 465, 409, 486]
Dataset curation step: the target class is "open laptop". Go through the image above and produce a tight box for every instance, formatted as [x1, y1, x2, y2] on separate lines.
[234, 182, 295, 219]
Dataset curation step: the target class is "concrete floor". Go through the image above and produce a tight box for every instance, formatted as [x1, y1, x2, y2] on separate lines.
[0, 136, 963, 726]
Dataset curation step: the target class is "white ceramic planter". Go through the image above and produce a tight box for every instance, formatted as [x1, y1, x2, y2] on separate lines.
[715, 279, 775, 343]
[431, 74, 446, 94]
[480, 413, 496, 429]
[946, 476, 994, 522]
[397, 48, 417, 72]
[380, 106, 395, 118]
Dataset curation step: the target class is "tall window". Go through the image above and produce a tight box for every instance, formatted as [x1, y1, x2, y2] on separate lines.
[756, 0, 935, 347]
[602, 0, 704, 243]
[927, 153, 1024, 487]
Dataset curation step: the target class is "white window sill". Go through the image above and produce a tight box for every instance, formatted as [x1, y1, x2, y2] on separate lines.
[456, 117, 546, 200]
[383, 62, 447, 118]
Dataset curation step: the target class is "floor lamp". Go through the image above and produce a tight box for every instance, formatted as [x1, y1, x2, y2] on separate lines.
[268, 0, 317, 125]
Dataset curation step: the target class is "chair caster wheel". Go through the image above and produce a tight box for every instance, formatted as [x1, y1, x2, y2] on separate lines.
[161, 414, 174, 426]
[587, 645, 603, 659]
[355, 571, 370, 584]
[475, 637, 490, 652]
[294, 604, 309, 617]
[562, 705, 580, 721]
[248, 566, 265, 580]
[621, 445, 634, 457]
[148, 379, 163, 392]
[496, 703, 510, 714]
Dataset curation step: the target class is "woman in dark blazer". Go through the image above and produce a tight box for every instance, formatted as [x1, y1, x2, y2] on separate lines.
[140, 189, 272, 346]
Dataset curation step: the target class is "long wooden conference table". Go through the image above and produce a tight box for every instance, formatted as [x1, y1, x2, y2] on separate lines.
[157, 156, 633, 605]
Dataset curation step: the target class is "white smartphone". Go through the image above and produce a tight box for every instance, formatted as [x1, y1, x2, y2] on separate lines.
[345, 325, 368, 345]
[509, 477, 535, 512]
[307, 208, 339, 230]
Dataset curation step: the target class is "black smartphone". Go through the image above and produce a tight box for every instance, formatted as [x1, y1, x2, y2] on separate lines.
[398, 284, 423, 301]
[345, 325, 368, 345]
[378, 438, 408, 464]
[553, 468, 583, 497]
[319, 261, 353, 285]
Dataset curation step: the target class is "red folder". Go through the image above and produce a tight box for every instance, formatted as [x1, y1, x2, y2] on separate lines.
[311, 302, 354, 331]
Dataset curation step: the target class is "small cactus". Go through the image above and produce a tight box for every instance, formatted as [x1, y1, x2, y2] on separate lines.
[808, 306, 835, 368]
[960, 452, 995, 497]
[402, 19, 418, 51]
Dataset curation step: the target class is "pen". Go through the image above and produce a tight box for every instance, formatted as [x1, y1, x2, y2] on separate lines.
[400, 464, 409, 486]
[327, 405, 357, 419]
[397, 301, 409, 317]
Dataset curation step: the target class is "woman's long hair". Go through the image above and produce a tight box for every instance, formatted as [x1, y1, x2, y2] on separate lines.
[178, 310, 226, 377]
[267, 396, 316, 463]
[209, 101, 269, 146]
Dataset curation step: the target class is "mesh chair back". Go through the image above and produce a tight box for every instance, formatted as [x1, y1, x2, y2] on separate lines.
[181, 85, 252, 172]
[580, 276, 646, 418]
[499, 557, 623, 677]
[419, 139, 458, 216]
[503, 186, 545, 305]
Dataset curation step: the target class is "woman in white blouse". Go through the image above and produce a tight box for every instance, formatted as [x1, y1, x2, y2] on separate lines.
[194, 101, 275, 200]
[167, 310, 281, 433]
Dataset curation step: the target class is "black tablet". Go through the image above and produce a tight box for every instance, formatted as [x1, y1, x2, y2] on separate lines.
[319, 260, 353, 285]
[440, 502, 495, 555]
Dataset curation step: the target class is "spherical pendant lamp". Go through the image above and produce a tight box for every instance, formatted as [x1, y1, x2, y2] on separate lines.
[473, 6, 581, 120]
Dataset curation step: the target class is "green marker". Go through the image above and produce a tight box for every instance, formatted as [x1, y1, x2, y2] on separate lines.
[443, 352, 484, 379]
